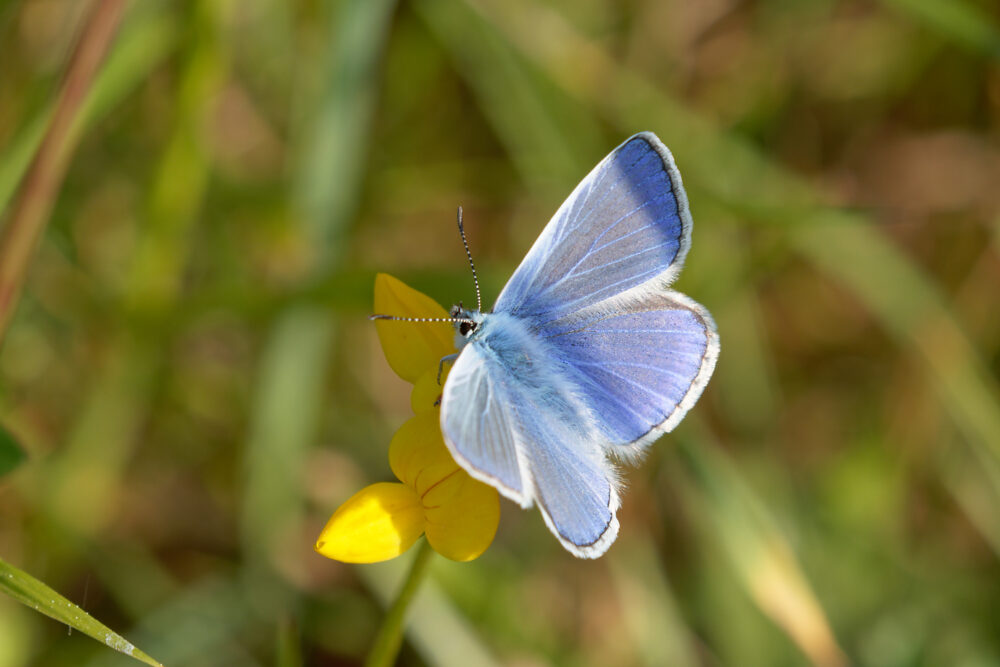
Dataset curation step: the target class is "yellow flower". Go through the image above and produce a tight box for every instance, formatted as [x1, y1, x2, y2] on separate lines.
[315, 274, 500, 564]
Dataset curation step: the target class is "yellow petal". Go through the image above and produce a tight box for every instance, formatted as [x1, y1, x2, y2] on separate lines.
[410, 365, 447, 413]
[315, 483, 425, 563]
[424, 471, 500, 562]
[373, 273, 455, 383]
[388, 411, 459, 494]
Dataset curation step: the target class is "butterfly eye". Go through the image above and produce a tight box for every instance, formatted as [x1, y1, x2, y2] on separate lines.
[459, 321, 474, 336]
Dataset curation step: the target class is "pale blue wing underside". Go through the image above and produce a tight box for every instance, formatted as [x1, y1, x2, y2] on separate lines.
[540, 289, 719, 453]
[493, 132, 691, 323]
[439, 344, 526, 500]
[517, 411, 619, 555]
[441, 339, 619, 557]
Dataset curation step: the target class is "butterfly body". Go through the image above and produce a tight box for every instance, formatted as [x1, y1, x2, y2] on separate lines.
[446, 307, 607, 490]
[453, 310, 581, 412]
[438, 132, 719, 558]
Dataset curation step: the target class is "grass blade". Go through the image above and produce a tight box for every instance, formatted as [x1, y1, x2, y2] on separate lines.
[415, 0, 602, 190]
[608, 538, 701, 667]
[0, 556, 163, 666]
[0, 2, 178, 212]
[293, 0, 400, 264]
[674, 437, 847, 667]
[0, 0, 127, 342]
[878, 0, 1000, 57]
[794, 215, 1000, 464]
[276, 617, 303, 667]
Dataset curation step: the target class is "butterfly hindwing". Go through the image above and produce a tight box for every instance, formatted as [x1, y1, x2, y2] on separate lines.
[516, 411, 619, 556]
[493, 132, 691, 324]
[538, 289, 719, 452]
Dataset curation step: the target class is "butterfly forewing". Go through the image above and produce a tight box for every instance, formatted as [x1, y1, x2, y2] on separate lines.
[493, 132, 691, 323]
[440, 343, 527, 502]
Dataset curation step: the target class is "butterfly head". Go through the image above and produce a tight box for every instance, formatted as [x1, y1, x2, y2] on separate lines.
[449, 304, 484, 348]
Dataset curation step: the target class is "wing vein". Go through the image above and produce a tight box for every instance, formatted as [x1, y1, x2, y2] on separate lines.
[556, 145, 656, 241]
[551, 195, 671, 287]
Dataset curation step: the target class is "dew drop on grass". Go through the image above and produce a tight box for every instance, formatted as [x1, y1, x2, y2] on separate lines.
[104, 633, 136, 656]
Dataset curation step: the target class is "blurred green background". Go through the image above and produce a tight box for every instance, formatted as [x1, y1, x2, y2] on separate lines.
[2, 0, 1000, 665]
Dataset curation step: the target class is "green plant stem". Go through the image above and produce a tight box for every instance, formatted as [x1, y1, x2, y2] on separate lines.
[0, 0, 126, 345]
[364, 540, 435, 667]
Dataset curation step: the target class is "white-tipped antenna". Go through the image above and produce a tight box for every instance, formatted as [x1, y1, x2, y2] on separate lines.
[369, 314, 476, 325]
[456, 206, 482, 312]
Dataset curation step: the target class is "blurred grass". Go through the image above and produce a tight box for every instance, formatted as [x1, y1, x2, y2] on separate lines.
[879, 0, 1000, 56]
[40, 0, 227, 540]
[0, 424, 25, 477]
[0, 1, 177, 215]
[239, 0, 397, 634]
[3, 0, 1000, 665]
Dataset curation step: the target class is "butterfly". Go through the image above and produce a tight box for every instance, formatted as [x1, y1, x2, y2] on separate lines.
[380, 132, 719, 558]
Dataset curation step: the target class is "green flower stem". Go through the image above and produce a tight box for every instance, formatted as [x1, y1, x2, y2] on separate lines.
[364, 539, 435, 667]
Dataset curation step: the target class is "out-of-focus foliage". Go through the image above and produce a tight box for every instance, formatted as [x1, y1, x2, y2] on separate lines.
[2, 0, 1000, 665]
[0, 425, 25, 479]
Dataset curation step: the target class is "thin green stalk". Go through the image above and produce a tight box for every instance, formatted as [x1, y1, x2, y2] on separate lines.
[364, 540, 435, 667]
[276, 615, 303, 667]
[0, 0, 126, 344]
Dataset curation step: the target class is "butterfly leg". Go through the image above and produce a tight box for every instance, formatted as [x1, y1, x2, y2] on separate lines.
[437, 353, 459, 385]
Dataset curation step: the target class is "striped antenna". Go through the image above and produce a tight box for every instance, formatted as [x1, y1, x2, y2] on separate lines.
[369, 314, 475, 325]
[456, 206, 482, 312]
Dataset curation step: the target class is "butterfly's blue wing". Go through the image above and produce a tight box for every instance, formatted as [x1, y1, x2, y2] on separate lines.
[441, 320, 619, 557]
[540, 290, 719, 453]
[518, 412, 619, 555]
[439, 342, 527, 502]
[493, 132, 691, 323]
[440, 132, 717, 558]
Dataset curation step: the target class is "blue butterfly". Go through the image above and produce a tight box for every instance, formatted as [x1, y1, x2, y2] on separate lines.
[383, 132, 719, 558]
